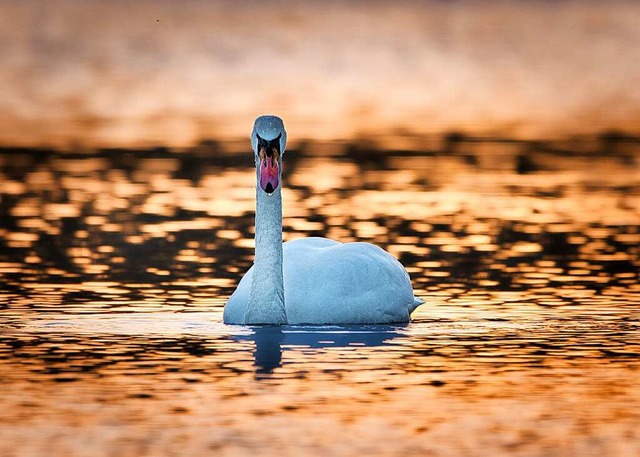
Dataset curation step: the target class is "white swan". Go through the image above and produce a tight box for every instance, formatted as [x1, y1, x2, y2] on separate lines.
[223, 115, 423, 325]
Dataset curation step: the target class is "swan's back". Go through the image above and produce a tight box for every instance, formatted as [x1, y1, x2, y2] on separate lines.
[224, 237, 420, 324]
[284, 238, 415, 324]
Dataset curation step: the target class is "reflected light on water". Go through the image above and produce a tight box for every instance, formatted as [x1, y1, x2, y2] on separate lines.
[0, 143, 639, 455]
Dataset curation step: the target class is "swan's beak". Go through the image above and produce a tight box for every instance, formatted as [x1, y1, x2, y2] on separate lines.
[259, 155, 279, 195]
[256, 133, 282, 195]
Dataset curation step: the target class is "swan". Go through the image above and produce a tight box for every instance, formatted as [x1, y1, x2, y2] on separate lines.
[223, 115, 423, 325]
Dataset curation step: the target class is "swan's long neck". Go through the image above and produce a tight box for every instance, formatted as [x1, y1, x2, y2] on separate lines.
[245, 183, 286, 324]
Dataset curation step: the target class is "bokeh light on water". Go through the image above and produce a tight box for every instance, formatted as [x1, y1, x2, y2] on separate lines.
[0, 139, 639, 455]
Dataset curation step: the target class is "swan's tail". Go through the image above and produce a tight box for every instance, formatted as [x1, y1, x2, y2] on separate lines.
[408, 296, 424, 314]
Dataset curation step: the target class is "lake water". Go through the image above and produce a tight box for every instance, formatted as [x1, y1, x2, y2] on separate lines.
[0, 139, 639, 456]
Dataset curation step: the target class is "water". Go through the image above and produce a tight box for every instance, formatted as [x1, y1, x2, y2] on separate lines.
[1, 141, 639, 456]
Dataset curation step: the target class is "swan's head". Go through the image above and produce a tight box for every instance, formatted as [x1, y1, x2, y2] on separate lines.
[251, 115, 287, 195]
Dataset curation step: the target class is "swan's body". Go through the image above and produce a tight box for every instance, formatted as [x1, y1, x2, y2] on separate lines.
[223, 115, 423, 325]
[225, 237, 422, 324]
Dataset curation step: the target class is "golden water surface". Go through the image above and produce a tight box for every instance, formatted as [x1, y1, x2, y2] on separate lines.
[0, 140, 639, 456]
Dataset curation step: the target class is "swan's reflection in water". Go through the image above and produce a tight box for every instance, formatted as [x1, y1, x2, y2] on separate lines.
[250, 326, 284, 374]
[236, 325, 406, 375]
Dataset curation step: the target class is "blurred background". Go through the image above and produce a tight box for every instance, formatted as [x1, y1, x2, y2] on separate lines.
[0, 0, 639, 149]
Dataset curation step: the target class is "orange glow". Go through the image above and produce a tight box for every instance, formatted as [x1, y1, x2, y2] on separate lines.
[0, 2, 639, 455]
